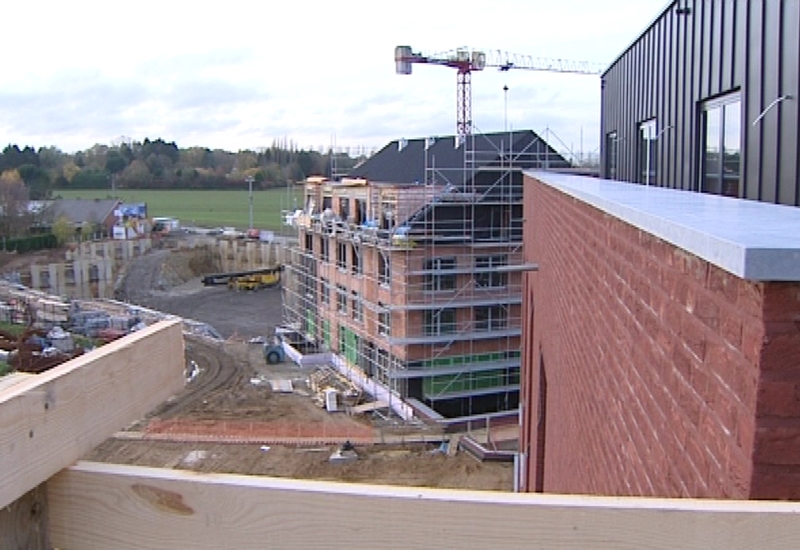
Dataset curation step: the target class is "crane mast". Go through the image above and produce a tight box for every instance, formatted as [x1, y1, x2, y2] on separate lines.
[395, 45, 604, 140]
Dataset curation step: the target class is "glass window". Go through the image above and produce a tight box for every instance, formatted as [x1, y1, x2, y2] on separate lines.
[475, 305, 507, 331]
[354, 199, 366, 224]
[351, 291, 363, 323]
[605, 131, 618, 180]
[339, 197, 350, 220]
[475, 255, 507, 288]
[638, 119, 657, 185]
[424, 308, 457, 336]
[336, 285, 347, 314]
[351, 244, 361, 275]
[381, 201, 395, 230]
[320, 236, 329, 262]
[722, 101, 742, 196]
[378, 302, 391, 336]
[379, 251, 391, 286]
[424, 257, 456, 292]
[320, 278, 330, 305]
[702, 95, 741, 197]
[337, 241, 347, 270]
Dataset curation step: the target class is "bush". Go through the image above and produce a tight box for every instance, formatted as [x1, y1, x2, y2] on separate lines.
[0, 322, 26, 337]
[1, 233, 58, 253]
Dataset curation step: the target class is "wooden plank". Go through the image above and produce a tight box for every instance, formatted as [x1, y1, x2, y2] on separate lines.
[0, 372, 36, 394]
[0, 487, 50, 550]
[350, 400, 389, 414]
[49, 461, 800, 550]
[0, 320, 184, 509]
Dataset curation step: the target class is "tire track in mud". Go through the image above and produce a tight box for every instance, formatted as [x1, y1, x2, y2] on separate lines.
[145, 336, 239, 420]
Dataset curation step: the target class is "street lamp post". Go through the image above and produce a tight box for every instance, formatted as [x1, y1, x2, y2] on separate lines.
[246, 176, 254, 230]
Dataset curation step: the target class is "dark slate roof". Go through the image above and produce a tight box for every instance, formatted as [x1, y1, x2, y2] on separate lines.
[48, 199, 121, 225]
[346, 130, 570, 186]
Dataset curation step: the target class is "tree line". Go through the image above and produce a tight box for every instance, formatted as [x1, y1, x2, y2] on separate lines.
[0, 138, 366, 200]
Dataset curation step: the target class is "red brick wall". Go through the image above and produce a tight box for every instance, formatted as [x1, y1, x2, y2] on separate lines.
[752, 284, 800, 498]
[521, 176, 800, 499]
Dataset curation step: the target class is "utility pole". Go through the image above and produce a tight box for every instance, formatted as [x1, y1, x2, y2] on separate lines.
[246, 176, 254, 229]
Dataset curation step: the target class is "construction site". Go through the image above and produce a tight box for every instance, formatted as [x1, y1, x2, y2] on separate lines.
[281, 130, 569, 424]
[278, 45, 593, 425]
[0, 232, 515, 498]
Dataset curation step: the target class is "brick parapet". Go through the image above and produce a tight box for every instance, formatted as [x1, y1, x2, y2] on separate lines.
[521, 175, 800, 499]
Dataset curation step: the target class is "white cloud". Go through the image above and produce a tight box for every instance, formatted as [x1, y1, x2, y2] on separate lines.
[1, 0, 669, 155]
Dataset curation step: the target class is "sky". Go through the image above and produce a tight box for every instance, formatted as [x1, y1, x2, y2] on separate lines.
[2, 0, 669, 160]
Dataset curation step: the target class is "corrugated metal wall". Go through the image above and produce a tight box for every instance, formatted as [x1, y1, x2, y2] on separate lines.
[601, 0, 800, 206]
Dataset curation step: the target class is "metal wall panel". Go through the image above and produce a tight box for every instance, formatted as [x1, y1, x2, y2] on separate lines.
[601, 0, 800, 207]
[787, 1, 800, 205]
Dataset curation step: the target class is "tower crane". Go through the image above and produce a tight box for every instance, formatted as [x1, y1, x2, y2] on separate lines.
[395, 45, 605, 139]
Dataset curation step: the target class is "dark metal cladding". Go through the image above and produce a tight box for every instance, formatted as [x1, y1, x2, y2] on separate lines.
[601, 0, 800, 207]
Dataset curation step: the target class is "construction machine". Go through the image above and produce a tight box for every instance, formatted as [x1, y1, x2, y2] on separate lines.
[202, 266, 283, 291]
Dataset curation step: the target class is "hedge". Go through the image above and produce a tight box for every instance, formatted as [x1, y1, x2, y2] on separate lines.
[2, 233, 58, 253]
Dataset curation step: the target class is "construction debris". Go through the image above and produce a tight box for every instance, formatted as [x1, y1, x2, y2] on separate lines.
[329, 441, 358, 464]
[309, 367, 361, 411]
[269, 379, 294, 393]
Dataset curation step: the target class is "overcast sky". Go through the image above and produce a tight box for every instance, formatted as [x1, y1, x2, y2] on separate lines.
[2, 0, 668, 159]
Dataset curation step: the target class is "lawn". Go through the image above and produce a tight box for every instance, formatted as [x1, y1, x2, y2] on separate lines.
[56, 187, 304, 232]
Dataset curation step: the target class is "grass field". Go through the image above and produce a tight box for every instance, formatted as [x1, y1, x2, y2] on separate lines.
[56, 188, 303, 232]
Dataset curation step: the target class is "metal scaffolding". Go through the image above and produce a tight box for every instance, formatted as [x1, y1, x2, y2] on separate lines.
[282, 131, 553, 421]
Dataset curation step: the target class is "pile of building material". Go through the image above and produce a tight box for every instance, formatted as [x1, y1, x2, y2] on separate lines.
[0, 326, 84, 374]
[309, 367, 362, 412]
[0, 282, 70, 327]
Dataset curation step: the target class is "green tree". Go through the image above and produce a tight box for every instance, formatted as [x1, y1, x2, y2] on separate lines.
[0, 170, 30, 237]
[71, 169, 109, 189]
[83, 144, 108, 171]
[38, 146, 66, 176]
[62, 161, 81, 183]
[105, 150, 128, 175]
[235, 150, 258, 173]
[52, 215, 74, 245]
[17, 164, 52, 199]
[0, 145, 39, 172]
[296, 151, 316, 178]
[120, 160, 152, 187]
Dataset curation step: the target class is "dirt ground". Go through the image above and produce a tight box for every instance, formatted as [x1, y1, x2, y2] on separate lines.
[77, 238, 515, 491]
[115, 241, 283, 340]
[86, 439, 510, 490]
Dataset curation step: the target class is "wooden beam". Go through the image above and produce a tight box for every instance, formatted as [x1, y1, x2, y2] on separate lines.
[50, 461, 800, 550]
[0, 320, 184, 510]
[0, 487, 50, 550]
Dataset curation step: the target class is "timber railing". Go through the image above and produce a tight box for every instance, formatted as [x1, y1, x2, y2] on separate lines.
[2, 319, 800, 549]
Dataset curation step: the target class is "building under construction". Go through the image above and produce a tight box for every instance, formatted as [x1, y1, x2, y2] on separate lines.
[282, 131, 569, 420]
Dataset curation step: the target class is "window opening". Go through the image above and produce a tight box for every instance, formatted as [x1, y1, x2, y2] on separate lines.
[701, 94, 741, 197]
[638, 119, 657, 185]
[424, 257, 456, 292]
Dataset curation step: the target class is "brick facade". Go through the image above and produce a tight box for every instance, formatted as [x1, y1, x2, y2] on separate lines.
[521, 175, 800, 499]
